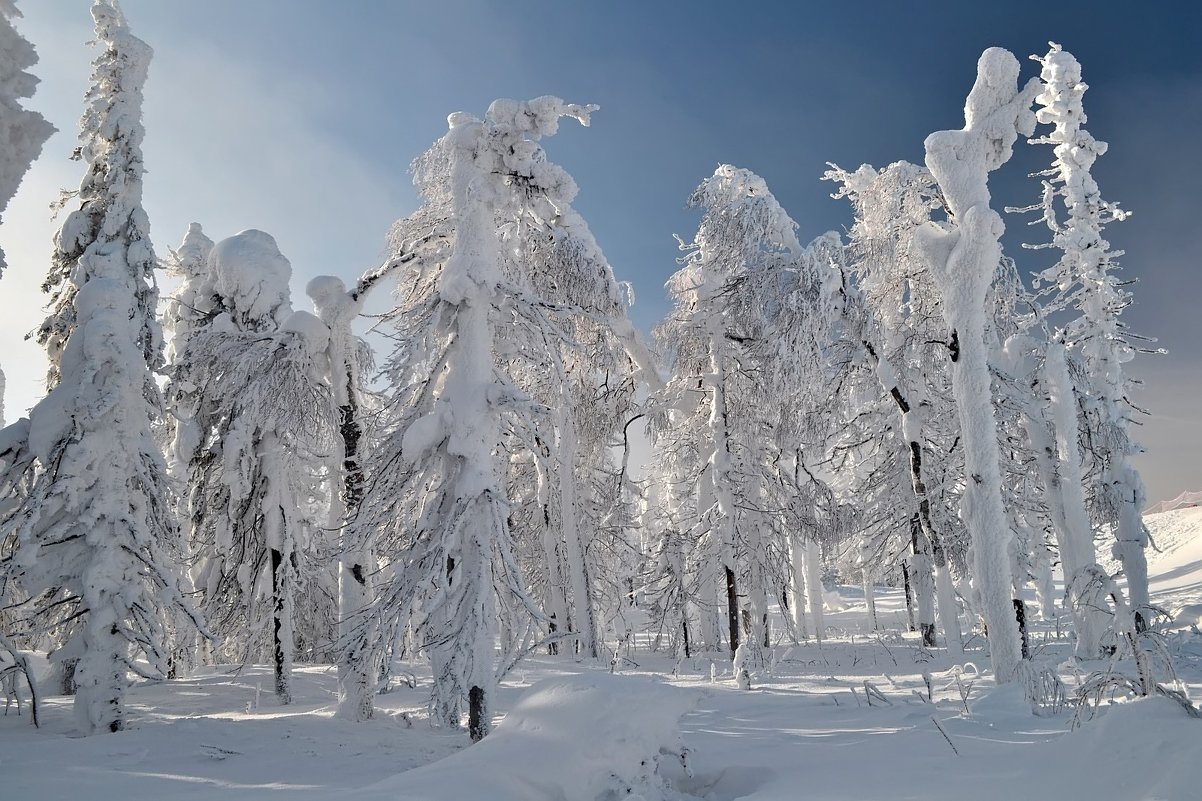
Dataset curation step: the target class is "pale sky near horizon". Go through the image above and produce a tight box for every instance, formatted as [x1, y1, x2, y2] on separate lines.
[1, 1, 1200, 504]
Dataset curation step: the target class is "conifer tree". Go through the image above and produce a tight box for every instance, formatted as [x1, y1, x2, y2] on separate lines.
[1027, 43, 1155, 630]
[0, 0, 201, 733]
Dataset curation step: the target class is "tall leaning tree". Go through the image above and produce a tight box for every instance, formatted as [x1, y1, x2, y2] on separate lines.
[914, 47, 1039, 683]
[0, 0, 201, 733]
[1027, 43, 1155, 630]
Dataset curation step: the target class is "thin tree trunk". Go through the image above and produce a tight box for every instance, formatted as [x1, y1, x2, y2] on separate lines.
[270, 546, 291, 704]
[468, 685, 486, 742]
[335, 389, 374, 719]
[911, 515, 937, 647]
[1013, 599, 1029, 660]
[902, 563, 916, 631]
[804, 538, 824, 644]
[558, 411, 598, 659]
[789, 533, 809, 641]
[725, 566, 739, 661]
[863, 569, 879, 632]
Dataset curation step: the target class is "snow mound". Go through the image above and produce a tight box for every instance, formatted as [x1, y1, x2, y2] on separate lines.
[1055, 697, 1202, 800]
[362, 673, 701, 801]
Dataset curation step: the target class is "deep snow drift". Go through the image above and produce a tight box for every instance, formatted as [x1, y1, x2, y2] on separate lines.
[2, 508, 1200, 800]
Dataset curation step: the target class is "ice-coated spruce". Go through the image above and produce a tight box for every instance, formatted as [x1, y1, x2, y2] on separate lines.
[0, 1, 202, 733]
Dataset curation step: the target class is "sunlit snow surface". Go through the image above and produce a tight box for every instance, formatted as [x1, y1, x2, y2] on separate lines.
[3, 508, 1201, 800]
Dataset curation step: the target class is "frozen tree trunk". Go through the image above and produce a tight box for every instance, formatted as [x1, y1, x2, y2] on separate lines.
[910, 516, 937, 647]
[864, 343, 958, 651]
[74, 586, 126, 733]
[695, 464, 722, 651]
[902, 564, 916, 631]
[724, 567, 740, 661]
[1023, 341, 1109, 657]
[557, 410, 599, 659]
[333, 401, 375, 717]
[1113, 481, 1150, 631]
[933, 276, 1023, 680]
[537, 463, 571, 655]
[917, 48, 1037, 684]
[1013, 599, 1030, 660]
[804, 538, 824, 644]
[863, 566, 879, 632]
[1034, 551, 1056, 623]
[56, 659, 78, 696]
[308, 276, 381, 718]
[263, 440, 293, 705]
[745, 477, 770, 656]
[789, 532, 809, 640]
[934, 561, 962, 655]
[708, 346, 741, 662]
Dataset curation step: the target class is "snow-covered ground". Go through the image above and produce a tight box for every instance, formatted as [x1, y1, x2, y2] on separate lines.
[4, 509, 1202, 800]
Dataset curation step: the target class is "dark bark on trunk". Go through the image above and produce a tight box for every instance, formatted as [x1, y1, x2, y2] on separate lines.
[547, 614, 559, 656]
[339, 390, 368, 590]
[682, 617, 691, 659]
[1014, 599, 1029, 659]
[271, 547, 290, 704]
[725, 566, 739, 660]
[902, 564, 916, 631]
[468, 685, 486, 742]
[58, 658, 78, 696]
[912, 516, 937, 647]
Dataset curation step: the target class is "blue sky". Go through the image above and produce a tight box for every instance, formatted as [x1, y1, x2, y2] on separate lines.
[2, 1, 1200, 501]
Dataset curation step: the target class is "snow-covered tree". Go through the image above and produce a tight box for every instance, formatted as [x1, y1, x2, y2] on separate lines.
[162, 222, 215, 484]
[0, 0, 201, 733]
[503, 184, 658, 662]
[825, 161, 967, 652]
[1025, 43, 1155, 630]
[354, 98, 626, 740]
[751, 231, 850, 648]
[652, 165, 805, 662]
[0, 0, 55, 276]
[36, 2, 161, 387]
[913, 47, 1039, 683]
[306, 273, 379, 720]
[307, 241, 448, 720]
[179, 230, 335, 704]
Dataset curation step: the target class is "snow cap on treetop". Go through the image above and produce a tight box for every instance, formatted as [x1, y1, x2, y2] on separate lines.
[485, 96, 598, 138]
[305, 274, 347, 306]
[92, 0, 152, 67]
[209, 229, 293, 327]
[175, 223, 213, 273]
[281, 309, 331, 353]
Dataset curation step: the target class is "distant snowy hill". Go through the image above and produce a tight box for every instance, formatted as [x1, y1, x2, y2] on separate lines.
[1144, 506, 1202, 624]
